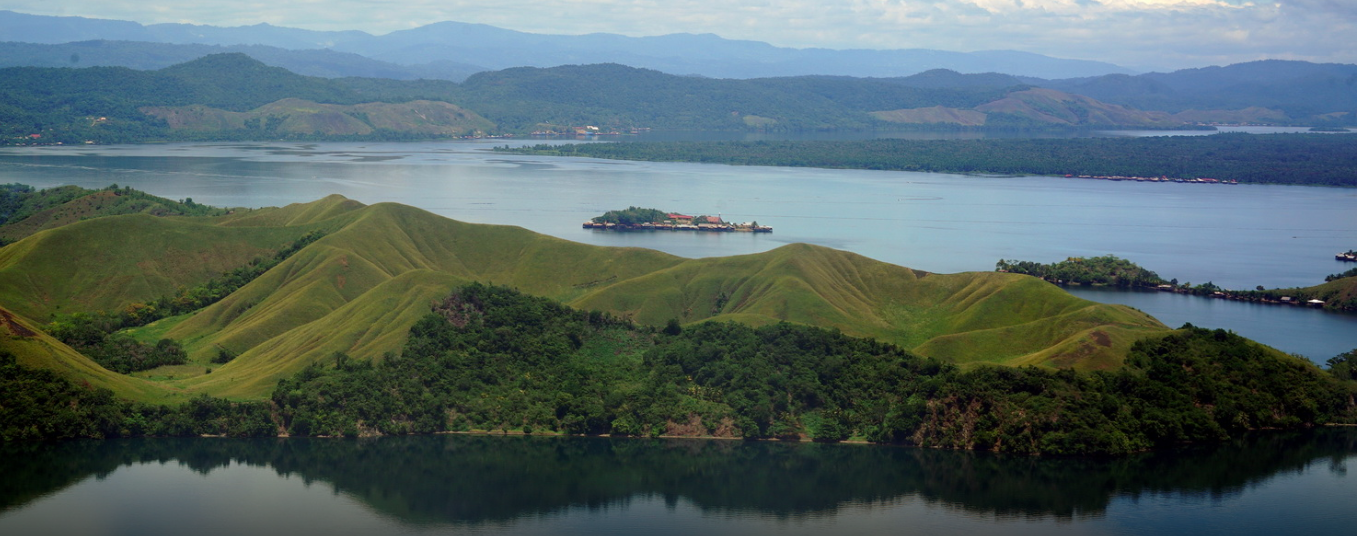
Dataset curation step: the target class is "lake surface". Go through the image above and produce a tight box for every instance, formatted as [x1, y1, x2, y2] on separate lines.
[2, 431, 1354, 535]
[0, 141, 1354, 360]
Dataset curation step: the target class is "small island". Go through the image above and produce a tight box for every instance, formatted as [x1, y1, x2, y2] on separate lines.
[1339, 250, 1356, 262]
[583, 206, 771, 233]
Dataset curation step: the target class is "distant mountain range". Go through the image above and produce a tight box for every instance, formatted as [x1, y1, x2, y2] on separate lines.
[0, 54, 1211, 143]
[0, 40, 485, 82]
[4, 52, 1356, 145]
[887, 63, 1357, 125]
[0, 10, 1130, 80]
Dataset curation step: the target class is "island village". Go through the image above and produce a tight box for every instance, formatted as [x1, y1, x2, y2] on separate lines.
[583, 209, 772, 233]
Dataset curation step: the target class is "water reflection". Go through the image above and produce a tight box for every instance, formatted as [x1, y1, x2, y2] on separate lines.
[3, 429, 1353, 526]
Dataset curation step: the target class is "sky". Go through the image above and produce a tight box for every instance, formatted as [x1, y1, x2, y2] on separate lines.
[8, 1, 1357, 71]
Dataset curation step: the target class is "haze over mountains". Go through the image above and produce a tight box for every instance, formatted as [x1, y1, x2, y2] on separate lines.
[0, 10, 1131, 80]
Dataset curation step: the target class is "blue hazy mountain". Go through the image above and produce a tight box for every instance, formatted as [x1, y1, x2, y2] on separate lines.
[0, 10, 1131, 79]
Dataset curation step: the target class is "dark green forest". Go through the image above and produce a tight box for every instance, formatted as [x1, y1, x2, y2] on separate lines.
[500, 134, 1357, 186]
[8, 284, 1355, 455]
[590, 206, 670, 225]
[998, 255, 1167, 288]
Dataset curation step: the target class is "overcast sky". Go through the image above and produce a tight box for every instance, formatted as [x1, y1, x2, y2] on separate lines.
[7, 1, 1356, 71]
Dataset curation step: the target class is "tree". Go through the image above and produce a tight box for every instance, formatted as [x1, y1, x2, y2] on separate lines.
[663, 318, 683, 336]
[1328, 349, 1357, 381]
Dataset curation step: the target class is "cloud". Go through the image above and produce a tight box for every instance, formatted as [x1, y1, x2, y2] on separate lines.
[1279, 0, 1357, 20]
[2, 0, 1354, 70]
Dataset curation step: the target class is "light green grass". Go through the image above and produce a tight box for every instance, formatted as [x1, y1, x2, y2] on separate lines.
[0, 306, 179, 403]
[123, 313, 193, 344]
[0, 214, 317, 322]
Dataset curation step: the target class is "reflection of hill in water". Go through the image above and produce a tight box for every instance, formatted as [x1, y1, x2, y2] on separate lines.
[3, 430, 1354, 523]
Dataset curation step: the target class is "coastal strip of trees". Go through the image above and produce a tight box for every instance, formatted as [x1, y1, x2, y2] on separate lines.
[7, 284, 1356, 455]
[497, 133, 1357, 187]
[997, 255, 1357, 312]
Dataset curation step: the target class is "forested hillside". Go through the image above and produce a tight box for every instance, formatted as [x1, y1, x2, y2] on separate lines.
[1042, 60, 1357, 124]
[0, 54, 371, 143]
[5, 284, 1354, 455]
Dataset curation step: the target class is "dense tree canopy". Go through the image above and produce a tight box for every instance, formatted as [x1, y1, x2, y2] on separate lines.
[998, 255, 1166, 288]
[501, 134, 1357, 187]
[265, 284, 1357, 454]
[7, 285, 1355, 455]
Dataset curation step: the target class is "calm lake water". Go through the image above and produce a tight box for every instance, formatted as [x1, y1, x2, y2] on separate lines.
[0, 141, 1354, 360]
[2, 431, 1354, 536]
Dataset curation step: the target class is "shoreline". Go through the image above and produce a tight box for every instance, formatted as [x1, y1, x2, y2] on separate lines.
[1048, 280, 1354, 314]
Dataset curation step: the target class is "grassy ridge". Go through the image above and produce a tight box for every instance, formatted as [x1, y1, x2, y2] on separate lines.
[0, 184, 229, 243]
[167, 204, 687, 398]
[574, 248, 1163, 370]
[0, 306, 179, 403]
[1, 193, 1168, 401]
[0, 215, 313, 322]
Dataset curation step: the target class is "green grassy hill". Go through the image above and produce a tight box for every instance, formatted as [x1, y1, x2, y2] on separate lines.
[0, 215, 317, 322]
[0, 185, 229, 243]
[571, 245, 1162, 370]
[0, 193, 1169, 401]
[0, 305, 180, 403]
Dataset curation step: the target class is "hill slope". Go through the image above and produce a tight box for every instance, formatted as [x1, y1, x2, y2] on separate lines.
[0, 194, 1167, 400]
[0, 305, 179, 402]
[1041, 60, 1357, 124]
[0, 184, 231, 243]
[870, 87, 1179, 127]
[142, 98, 493, 136]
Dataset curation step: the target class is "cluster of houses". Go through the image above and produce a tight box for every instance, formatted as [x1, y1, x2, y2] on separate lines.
[583, 213, 772, 233]
[1154, 284, 1325, 308]
[1066, 174, 1239, 185]
[1338, 251, 1356, 262]
[531, 126, 651, 136]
